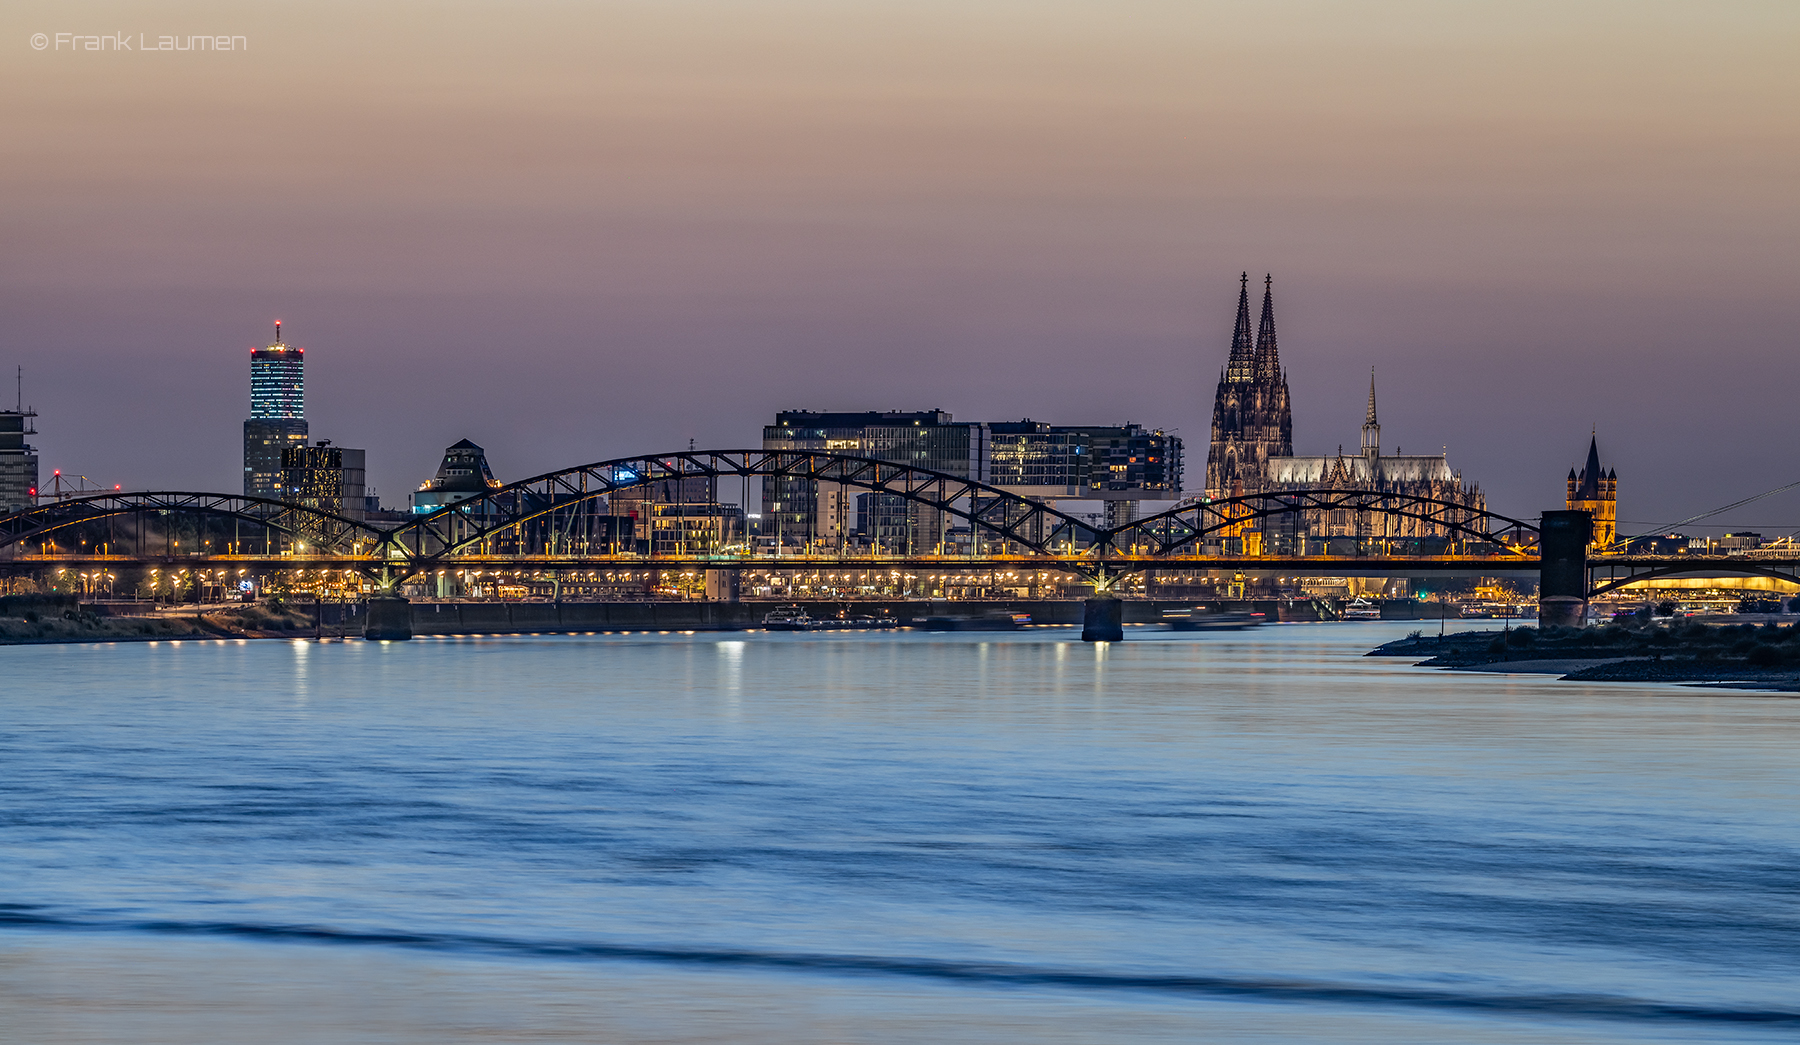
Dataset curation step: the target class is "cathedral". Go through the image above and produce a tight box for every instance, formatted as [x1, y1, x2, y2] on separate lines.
[1203, 274, 1486, 544]
[1204, 274, 1292, 500]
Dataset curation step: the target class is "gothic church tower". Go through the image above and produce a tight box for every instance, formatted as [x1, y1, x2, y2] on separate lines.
[1566, 433, 1618, 549]
[1204, 274, 1293, 500]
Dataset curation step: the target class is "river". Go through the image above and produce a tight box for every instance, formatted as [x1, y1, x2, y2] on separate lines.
[2, 623, 1796, 1043]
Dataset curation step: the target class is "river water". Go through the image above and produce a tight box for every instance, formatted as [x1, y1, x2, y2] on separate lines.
[2, 623, 1796, 1043]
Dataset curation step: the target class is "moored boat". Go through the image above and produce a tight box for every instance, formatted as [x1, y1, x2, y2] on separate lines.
[762, 607, 818, 631]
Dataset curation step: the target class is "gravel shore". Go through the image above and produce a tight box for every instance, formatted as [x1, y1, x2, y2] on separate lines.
[1371, 625, 1800, 693]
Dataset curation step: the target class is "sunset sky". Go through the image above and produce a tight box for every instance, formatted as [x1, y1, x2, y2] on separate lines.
[4, 1, 1796, 529]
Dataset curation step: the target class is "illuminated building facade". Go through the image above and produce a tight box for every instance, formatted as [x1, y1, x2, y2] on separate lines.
[1259, 374, 1486, 545]
[1566, 434, 1617, 549]
[243, 321, 308, 498]
[280, 441, 368, 520]
[762, 410, 988, 548]
[762, 410, 1185, 546]
[987, 421, 1182, 501]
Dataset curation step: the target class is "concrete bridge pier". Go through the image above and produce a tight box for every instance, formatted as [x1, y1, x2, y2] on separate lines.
[364, 595, 413, 641]
[1082, 597, 1124, 642]
[1538, 509, 1591, 628]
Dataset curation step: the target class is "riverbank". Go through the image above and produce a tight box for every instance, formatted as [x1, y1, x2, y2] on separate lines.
[0, 602, 337, 645]
[1371, 621, 1800, 692]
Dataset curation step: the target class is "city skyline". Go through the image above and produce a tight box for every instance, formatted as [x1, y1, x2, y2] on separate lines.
[4, 2, 1797, 530]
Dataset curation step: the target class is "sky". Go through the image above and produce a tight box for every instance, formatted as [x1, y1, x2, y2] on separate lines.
[4, 1, 1797, 532]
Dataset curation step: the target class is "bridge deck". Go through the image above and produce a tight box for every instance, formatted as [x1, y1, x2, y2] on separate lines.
[3, 552, 1542, 572]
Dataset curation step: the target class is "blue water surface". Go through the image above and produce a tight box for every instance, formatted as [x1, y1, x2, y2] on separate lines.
[2, 623, 1796, 1043]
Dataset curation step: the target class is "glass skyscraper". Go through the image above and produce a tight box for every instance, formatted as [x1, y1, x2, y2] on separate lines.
[243, 322, 308, 498]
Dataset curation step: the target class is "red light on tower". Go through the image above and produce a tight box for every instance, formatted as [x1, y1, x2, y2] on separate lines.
[53, 470, 60, 477]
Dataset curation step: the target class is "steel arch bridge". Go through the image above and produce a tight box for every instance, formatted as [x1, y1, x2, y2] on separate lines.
[1115, 488, 1538, 558]
[0, 450, 1543, 590]
[1586, 558, 1800, 597]
[0, 490, 385, 556]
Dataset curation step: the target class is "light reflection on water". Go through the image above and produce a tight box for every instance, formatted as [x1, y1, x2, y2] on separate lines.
[1, 622, 1796, 1044]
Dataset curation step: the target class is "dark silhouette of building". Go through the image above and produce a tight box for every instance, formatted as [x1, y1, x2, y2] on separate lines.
[0, 369, 38, 514]
[243, 322, 308, 498]
[1204, 274, 1292, 500]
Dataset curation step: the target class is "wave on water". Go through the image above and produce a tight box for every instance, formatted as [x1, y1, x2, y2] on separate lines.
[0, 905, 1793, 1027]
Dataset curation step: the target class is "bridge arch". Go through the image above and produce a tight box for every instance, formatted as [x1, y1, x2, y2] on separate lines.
[1112, 489, 1539, 557]
[0, 453, 1550, 591]
[1586, 562, 1800, 598]
[384, 449, 1104, 566]
[0, 491, 387, 556]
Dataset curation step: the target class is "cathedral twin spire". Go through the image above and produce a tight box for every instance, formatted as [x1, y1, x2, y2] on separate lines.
[1224, 273, 1283, 384]
[1206, 272, 1294, 499]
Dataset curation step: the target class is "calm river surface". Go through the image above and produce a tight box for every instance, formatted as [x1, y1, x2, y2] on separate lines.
[2, 623, 1797, 1043]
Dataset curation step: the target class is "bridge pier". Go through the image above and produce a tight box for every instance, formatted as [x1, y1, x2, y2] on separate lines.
[1082, 597, 1123, 642]
[1538, 509, 1591, 628]
[364, 594, 413, 641]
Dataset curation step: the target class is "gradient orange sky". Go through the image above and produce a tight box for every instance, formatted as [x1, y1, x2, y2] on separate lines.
[5, 1, 1797, 527]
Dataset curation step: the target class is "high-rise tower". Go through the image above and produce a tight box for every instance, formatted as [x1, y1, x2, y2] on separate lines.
[243, 321, 309, 498]
[1204, 274, 1292, 500]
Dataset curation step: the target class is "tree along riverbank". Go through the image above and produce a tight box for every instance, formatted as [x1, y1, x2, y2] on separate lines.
[1371, 619, 1800, 692]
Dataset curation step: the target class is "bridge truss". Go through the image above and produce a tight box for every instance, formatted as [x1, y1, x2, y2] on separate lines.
[0, 450, 1543, 592]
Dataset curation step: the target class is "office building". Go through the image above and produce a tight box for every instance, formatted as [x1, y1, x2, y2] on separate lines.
[988, 421, 1182, 500]
[280, 441, 368, 520]
[0, 393, 38, 515]
[243, 321, 308, 498]
[762, 410, 989, 548]
[762, 409, 1185, 546]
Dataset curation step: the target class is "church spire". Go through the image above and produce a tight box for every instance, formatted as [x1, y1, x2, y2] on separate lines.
[1255, 274, 1280, 380]
[1361, 368, 1380, 461]
[1578, 432, 1602, 498]
[1225, 272, 1255, 382]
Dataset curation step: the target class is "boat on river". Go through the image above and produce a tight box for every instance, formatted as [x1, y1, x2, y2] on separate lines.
[1343, 598, 1382, 621]
[1163, 608, 1264, 631]
[763, 608, 900, 631]
[917, 613, 1030, 631]
[762, 607, 819, 631]
[817, 613, 899, 631]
